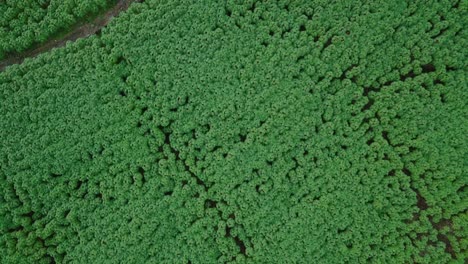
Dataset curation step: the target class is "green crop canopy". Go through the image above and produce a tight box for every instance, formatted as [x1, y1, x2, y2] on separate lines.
[0, 0, 466, 263]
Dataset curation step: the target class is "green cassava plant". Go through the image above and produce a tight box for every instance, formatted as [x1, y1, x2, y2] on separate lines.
[0, 0, 466, 263]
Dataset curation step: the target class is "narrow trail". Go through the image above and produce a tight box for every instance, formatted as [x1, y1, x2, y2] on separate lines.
[0, 0, 140, 72]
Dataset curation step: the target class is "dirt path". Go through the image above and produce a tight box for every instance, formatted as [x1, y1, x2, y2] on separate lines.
[0, 0, 140, 71]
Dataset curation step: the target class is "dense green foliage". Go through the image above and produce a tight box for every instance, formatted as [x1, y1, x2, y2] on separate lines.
[0, 0, 467, 263]
[0, 0, 112, 58]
